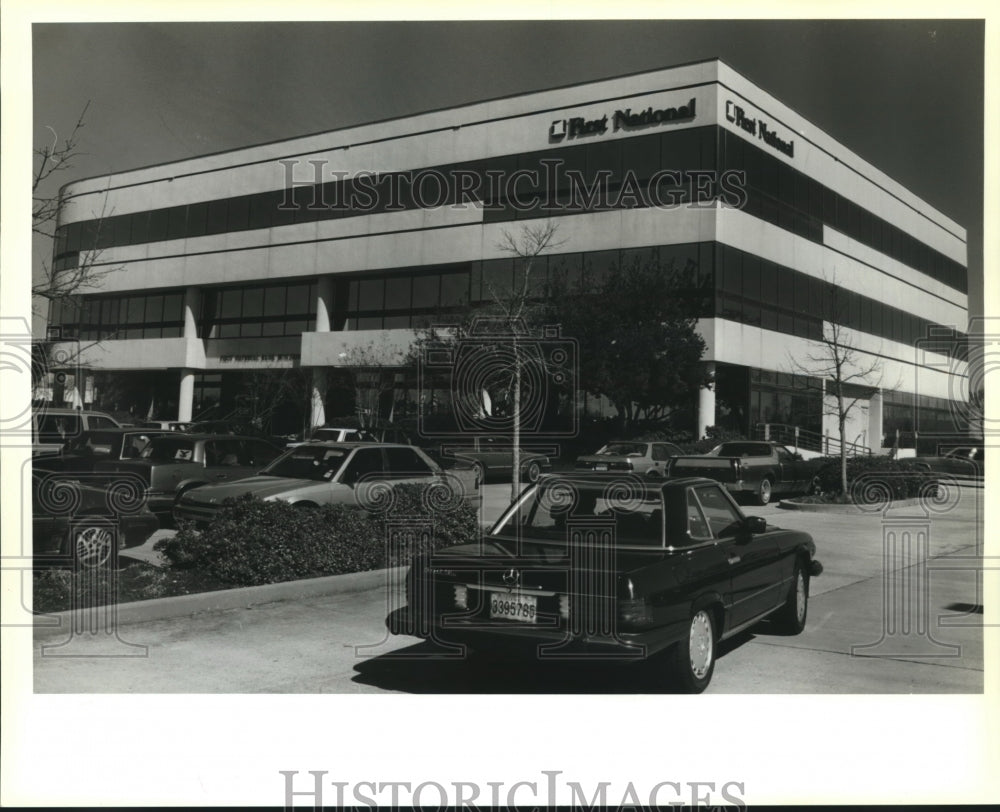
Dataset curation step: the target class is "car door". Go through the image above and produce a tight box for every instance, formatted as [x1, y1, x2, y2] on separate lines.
[691, 483, 782, 627]
[203, 438, 255, 485]
[383, 446, 439, 487]
[774, 446, 810, 492]
[649, 443, 673, 476]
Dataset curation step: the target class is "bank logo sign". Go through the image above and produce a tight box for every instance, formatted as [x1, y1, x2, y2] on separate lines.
[725, 99, 795, 157]
[549, 97, 697, 142]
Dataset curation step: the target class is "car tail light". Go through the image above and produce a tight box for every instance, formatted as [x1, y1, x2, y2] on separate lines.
[731, 458, 742, 479]
[453, 585, 468, 609]
[559, 594, 570, 619]
[618, 597, 654, 628]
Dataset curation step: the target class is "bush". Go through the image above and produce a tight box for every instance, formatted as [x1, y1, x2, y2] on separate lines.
[813, 454, 939, 503]
[155, 484, 480, 587]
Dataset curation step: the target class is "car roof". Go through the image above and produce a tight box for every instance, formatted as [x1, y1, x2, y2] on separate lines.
[535, 473, 721, 491]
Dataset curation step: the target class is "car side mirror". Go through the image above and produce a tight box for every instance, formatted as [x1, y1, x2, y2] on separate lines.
[745, 516, 767, 534]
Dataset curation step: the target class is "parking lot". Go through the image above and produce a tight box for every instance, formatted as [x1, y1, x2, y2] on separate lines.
[32, 482, 985, 693]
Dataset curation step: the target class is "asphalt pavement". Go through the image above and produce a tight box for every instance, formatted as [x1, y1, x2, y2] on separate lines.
[31, 483, 985, 693]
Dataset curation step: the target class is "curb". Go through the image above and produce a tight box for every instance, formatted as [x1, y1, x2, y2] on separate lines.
[33, 565, 406, 637]
[779, 496, 926, 513]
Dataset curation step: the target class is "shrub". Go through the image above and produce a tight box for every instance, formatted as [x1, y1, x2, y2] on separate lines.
[155, 484, 480, 587]
[812, 455, 939, 502]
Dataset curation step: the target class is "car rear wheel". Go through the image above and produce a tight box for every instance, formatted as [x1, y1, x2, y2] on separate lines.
[669, 608, 716, 693]
[524, 460, 542, 483]
[72, 523, 117, 569]
[472, 462, 486, 487]
[755, 478, 773, 506]
[775, 561, 809, 634]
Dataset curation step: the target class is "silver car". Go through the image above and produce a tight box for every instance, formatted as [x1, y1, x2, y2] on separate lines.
[173, 442, 479, 526]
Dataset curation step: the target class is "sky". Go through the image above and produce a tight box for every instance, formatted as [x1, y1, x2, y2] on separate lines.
[29, 19, 985, 332]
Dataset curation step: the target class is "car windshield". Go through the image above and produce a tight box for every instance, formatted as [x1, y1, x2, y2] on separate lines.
[65, 431, 120, 456]
[142, 436, 197, 462]
[596, 442, 647, 457]
[492, 480, 664, 546]
[263, 446, 350, 481]
[711, 442, 773, 457]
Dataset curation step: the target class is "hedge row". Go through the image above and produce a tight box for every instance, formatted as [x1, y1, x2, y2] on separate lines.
[812, 455, 939, 502]
[155, 484, 480, 587]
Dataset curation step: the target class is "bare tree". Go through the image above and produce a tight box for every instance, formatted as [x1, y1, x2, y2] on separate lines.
[790, 279, 890, 497]
[33, 103, 123, 406]
[334, 336, 410, 429]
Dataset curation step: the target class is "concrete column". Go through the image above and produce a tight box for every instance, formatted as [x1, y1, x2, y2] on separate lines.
[178, 370, 195, 422]
[868, 389, 883, 451]
[310, 368, 327, 429]
[697, 361, 716, 439]
[183, 286, 200, 338]
[315, 275, 334, 333]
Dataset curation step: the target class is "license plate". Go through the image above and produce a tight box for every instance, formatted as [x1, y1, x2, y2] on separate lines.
[490, 592, 537, 623]
[595, 463, 608, 471]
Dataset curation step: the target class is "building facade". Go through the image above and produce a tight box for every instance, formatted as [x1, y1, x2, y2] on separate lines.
[47, 59, 969, 447]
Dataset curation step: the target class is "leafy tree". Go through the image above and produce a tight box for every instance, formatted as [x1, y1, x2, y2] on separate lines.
[549, 255, 710, 435]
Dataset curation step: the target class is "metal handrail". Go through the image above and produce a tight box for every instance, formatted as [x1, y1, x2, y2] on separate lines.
[754, 423, 873, 456]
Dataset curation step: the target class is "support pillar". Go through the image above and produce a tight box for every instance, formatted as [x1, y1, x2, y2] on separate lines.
[310, 368, 327, 429]
[178, 370, 195, 422]
[697, 361, 716, 440]
[182, 286, 199, 338]
[868, 389, 883, 452]
[315, 275, 334, 333]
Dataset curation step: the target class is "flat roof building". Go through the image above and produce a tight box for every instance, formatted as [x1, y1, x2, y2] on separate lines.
[47, 58, 969, 449]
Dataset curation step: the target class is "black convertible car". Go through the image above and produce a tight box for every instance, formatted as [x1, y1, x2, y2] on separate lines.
[388, 474, 822, 692]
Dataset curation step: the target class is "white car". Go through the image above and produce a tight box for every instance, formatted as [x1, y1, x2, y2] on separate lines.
[284, 426, 374, 449]
[173, 442, 479, 526]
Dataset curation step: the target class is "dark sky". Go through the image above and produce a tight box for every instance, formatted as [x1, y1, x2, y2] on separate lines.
[31, 20, 984, 320]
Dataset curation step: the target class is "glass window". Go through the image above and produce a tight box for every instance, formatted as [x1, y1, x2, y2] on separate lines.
[385, 447, 433, 476]
[694, 485, 743, 538]
[219, 289, 242, 319]
[147, 209, 169, 242]
[686, 490, 712, 540]
[126, 297, 145, 324]
[162, 293, 183, 323]
[113, 214, 132, 245]
[187, 202, 208, 237]
[286, 284, 311, 315]
[167, 206, 188, 240]
[622, 133, 661, 182]
[263, 286, 286, 317]
[480, 259, 513, 301]
[227, 197, 250, 231]
[242, 288, 264, 318]
[359, 278, 384, 311]
[760, 261, 777, 305]
[742, 253, 760, 302]
[145, 295, 164, 323]
[412, 274, 439, 308]
[248, 192, 272, 229]
[385, 276, 412, 310]
[206, 200, 228, 234]
[440, 272, 469, 306]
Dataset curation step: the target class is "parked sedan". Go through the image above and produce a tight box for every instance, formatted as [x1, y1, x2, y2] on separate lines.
[33, 428, 171, 477]
[908, 445, 984, 479]
[443, 436, 552, 484]
[575, 440, 683, 477]
[173, 442, 479, 526]
[387, 474, 822, 693]
[32, 471, 159, 568]
[98, 433, 284, 517]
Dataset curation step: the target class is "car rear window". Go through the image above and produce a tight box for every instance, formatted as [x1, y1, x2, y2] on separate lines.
[142, 436, 197, 461]
[597, 442, 647, 456]
[712, 442, 773, 457]
[264, 446, 349, 481]
[492, 481, 663, 546]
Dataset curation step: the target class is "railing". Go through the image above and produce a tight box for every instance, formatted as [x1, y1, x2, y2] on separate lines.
[754, 423, 873, 457]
